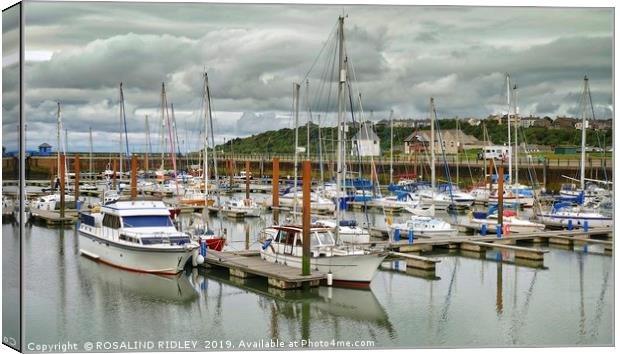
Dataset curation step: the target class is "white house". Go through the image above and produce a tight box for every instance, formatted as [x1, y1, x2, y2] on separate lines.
[351, 124, 381, 157]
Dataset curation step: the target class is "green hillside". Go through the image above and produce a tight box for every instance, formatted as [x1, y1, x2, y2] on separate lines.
[214, 119, 612, 156]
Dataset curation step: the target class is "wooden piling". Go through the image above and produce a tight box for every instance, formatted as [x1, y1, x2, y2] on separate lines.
[60, 154, 66, 218]
[302, 160, 311, 276]
[131, 154, 137, 199]
[272, 158, 280, 225]
[74, 155, 80, 205]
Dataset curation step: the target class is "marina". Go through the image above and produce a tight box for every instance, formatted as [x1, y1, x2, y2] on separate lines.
[2, 3, 615, 351]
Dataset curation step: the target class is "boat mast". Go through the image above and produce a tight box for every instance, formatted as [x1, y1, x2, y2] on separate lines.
[430, 98, 436, 207]
[513, 83, 519, 187]
[203, 73, 210, 200]
[205, 72, 220, 206]
[56, 101, 61, 188]
[89, 127, 93, 181]
[119, 83, 124, 178]
[318, 114, 324, 188]
[159, 83, 166, 171]
[335, 15, 345, 233]
[293, 82, 301, 218]
[389, 109, 394, 185]
[145, 115, 152, 174]
[580, 76, 588, 191]
[506, 74, 512, 184]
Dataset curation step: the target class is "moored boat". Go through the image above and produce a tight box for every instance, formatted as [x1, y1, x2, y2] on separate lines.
[78, 200, 201, 274]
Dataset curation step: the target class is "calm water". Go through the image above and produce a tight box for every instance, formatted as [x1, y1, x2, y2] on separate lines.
[9, 195, 614, 350]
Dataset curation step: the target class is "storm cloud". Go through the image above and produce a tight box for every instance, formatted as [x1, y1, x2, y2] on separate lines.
[15, 2, 613, 152]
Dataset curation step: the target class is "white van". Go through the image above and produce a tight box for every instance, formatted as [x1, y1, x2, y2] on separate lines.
[478, 145, 511, 160]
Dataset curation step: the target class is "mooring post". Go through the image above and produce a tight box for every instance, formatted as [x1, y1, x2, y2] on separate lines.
[112, 157, 117, 190]
[131, 154, 137, 199]
[60, 154, 66, 218]
[497, 165, 504, 238]
[245, 160, 250, 201]
[302, 160, 311, 276]
[272, 158, 280, 225]
[74, 154, 80, 209]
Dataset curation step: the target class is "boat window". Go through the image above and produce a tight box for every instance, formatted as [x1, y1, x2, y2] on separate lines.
[122, 215, 173, 228]
[102, 214, 121, 229]
[313, 231, 335, 246]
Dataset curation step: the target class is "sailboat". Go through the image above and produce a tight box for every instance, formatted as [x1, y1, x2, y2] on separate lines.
[259, 17, 386, 286]
[185, 72, 226, 250]
[33, 102, 75, 211]
[389, 98, 457, 238]
[536, 76, 613, 228]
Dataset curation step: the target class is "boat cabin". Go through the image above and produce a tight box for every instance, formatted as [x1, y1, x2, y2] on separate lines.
[267, 225, 336, 257]
[79, 200, 191, 246]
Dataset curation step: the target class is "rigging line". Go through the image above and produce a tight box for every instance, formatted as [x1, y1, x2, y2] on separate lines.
[345, 46, 389, 230]
[120, 83, 131, 173]
[346, 80, 370, 225]
[302, 21, 339, 83]
[585, 79, 609, 184]
[433, 105, 457, 218]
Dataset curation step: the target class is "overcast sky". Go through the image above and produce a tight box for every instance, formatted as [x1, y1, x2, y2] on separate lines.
[3, 1, 614, 152]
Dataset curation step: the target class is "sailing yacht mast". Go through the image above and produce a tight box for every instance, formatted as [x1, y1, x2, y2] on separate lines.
[205, 72, 220, 207]
[203, 73, 210, 201]
[119, 83, 124, 179]
[389, 109, 394, 185]
[293, 82, 301, 218]
[513, 83, 519, 187]
[305, 79, 311, 160]
[89, 127, 93, 181]
[335, 15, 345, 235]
[159, 83, 166, 171]
[56, 102, 61, 187]
[430, 98, 436, 206]
[144, 115, 151, 174]
[506, 74, 512, 184]
[580, 75, 589, 191]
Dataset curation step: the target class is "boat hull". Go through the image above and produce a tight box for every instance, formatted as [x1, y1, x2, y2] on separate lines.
[536, 213, 612, 228]
[78, 231, 196, 275]
[260, 250, 385, 284]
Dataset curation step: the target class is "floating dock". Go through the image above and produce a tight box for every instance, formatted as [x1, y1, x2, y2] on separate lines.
[29, 208, 78, 226]
[202, 249, 325, 289]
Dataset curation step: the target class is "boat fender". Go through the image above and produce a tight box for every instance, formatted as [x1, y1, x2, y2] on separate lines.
[326, 272, 333, 286]
[195, 254, 204, 265]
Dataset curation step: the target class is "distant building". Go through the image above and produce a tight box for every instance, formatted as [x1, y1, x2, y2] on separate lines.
[591, 119, 612, 130]
[351, 124, 380, 157]
[38, 143, 53, 156]
[467, 118, 481, 126]
[519, 115, 540, 128]
[533, 117, 552, 128]
[403, 129, 483, 154]
[552, 116, 578, 129]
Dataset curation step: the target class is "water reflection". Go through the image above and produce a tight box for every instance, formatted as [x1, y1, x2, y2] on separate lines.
[205, 268, 395, 340]
[77, 259, 199, 303]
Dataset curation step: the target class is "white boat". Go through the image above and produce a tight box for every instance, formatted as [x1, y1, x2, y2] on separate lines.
[314, 219, 370, 244]
[469, 185, 491, 204]
[470, 210, 545, 233]
[437, 184, 475, 208]
[223, 198, 262, 217]
[559, 182, 611, 203]
[488, 184, 535, 208]
[279, 190, 336, 213]
[78, 200, 201, 275]
[259, 224, 386, 286]
[536, 202, 612, 229]
[389, 215, 458, 238]
[417, 187, 451, 210]
[33, 194, 76, 211]
[374, 192, 419, 209]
